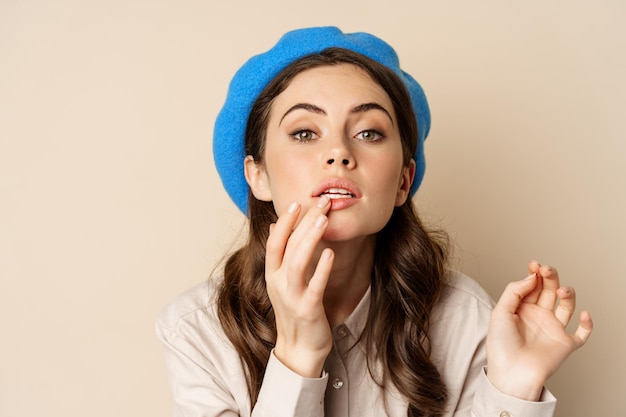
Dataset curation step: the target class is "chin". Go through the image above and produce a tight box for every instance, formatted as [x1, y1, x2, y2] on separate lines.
[321, 222, 382, 244]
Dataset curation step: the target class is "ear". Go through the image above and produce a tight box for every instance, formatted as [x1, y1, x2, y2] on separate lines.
[395, 159, 416, 207]
[244, 155, 272, 202]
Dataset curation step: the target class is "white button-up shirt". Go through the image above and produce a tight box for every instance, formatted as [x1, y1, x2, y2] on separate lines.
[156, 270, 556, 417]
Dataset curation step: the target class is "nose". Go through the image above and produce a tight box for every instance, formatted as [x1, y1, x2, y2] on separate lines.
[326, 158, 350, 165]
[324, 137, 356, 169]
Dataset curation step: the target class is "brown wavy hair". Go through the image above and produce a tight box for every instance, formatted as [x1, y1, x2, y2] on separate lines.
[217, 48, 449, 416]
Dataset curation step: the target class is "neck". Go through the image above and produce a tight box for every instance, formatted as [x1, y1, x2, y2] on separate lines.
[319, 235, 376, 328]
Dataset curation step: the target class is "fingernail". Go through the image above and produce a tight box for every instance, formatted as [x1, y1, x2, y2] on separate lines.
[314, 214, 327, 228]
[287, 202, 299, 213]
[317, 195, 330, 208]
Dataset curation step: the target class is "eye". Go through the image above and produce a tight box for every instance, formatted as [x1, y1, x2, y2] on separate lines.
[290, 129, 318, 142]
[355, 129, 383, 142]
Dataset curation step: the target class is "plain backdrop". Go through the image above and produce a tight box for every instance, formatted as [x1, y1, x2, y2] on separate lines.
[1, 1, 623, 416]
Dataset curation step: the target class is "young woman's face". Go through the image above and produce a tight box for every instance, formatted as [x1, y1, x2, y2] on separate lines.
[246, 64, 414, 241]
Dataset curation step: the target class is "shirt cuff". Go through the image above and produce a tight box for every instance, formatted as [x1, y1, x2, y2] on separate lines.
[254, 350, 328, 417]
[472, 367, 557, 417]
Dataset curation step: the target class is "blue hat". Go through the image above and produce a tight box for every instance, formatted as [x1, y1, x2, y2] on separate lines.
[213, 26, 431, 214]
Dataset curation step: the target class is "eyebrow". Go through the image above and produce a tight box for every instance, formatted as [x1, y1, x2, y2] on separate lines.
[278, 102, 394, 126]
[352, 102, 394, 126]
[279, 103, 325, 125]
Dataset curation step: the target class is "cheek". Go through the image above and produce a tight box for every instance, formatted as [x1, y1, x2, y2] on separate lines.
[264, 155, 314, 207]
[266, 158, 308, 189]
[371, 153, 405, 190]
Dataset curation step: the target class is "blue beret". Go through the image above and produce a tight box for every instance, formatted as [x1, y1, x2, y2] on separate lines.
[213, 26, 431, 214]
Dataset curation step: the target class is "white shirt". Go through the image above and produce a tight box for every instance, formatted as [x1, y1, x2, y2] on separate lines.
[156, 270, 556, 417]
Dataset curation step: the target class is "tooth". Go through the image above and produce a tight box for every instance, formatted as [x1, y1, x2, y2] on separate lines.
[326, 188, 349, 194]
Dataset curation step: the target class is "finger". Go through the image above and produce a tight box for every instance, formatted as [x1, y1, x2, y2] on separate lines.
[554, 286, 576, 326]
[493, 274, 539, 315]
[536, 264, 560, 310]
[285, 213, 329, 296]
[523, 261, 543, 304]
[266, 201, 301, 272]
[304, 248, 334, 304]
[527, 260, 542, 275]
[572, 310, 593, 347]
[282, 196, 331, 261]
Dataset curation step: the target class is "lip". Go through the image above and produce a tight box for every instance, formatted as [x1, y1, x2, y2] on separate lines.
[312, 178, 362, 210]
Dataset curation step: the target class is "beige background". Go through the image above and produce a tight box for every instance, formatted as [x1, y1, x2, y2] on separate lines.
[1, 1, 623, 416]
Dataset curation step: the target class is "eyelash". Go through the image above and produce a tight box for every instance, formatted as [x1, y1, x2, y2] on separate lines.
[289, 129, 384, 143]
[355, 129, 384, 142]
[290, 129, 318, 142]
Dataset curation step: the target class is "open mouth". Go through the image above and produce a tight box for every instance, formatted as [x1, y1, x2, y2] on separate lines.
[320, 188, 355, 199]
[312, 178, 361, 209]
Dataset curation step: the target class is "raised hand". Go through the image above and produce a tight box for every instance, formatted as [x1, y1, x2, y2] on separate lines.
[265, 196, 335, 378]
[486, 261, 593, 400]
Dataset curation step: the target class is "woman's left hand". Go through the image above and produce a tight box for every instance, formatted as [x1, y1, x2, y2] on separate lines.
[486, 261, 593, 401]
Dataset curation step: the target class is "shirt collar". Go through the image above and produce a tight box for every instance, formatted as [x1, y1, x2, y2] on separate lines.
[340, 284, 371, 341]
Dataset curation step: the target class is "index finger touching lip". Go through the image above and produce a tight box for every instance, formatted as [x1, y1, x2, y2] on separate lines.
[285, 195, 331, 239]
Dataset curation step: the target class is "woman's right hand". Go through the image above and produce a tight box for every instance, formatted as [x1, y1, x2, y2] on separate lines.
[265, 196, 334, 378]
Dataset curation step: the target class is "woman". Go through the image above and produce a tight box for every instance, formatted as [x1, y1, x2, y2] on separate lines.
[156, 27, 592, 417]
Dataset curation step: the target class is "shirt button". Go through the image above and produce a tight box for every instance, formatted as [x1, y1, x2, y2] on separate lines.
[336, 325, 348, 338]
[332, 378, 344, 389]
[499, 412, 511, 417]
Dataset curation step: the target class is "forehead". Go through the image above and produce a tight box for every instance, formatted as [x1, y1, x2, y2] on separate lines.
[270, 63, 393, 112]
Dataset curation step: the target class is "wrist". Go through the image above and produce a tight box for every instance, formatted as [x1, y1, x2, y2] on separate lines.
[486, 367, 545, 401]
[273, 344, 329, 378]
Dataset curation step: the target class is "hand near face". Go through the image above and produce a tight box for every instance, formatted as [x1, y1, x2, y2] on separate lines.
[486, 261, 593, 400]
[265, 196, 334, 378]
